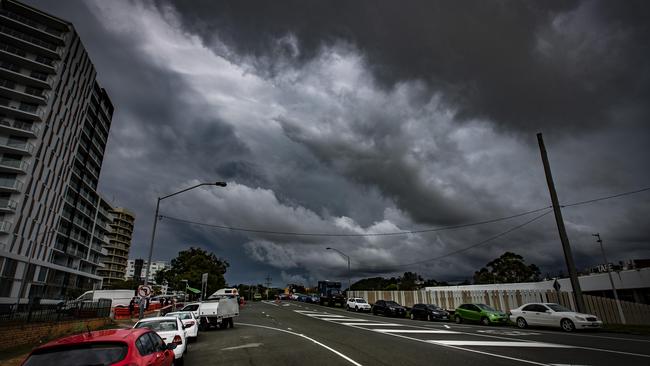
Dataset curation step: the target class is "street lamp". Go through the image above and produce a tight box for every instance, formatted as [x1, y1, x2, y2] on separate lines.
[140, 181, 227, 318]
[326, 247, 351, 298]
[593, 233, 626, 324]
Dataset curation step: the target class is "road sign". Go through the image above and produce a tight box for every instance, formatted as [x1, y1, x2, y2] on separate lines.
[202, 273, 208, 283]
[138, 285, 153, 298]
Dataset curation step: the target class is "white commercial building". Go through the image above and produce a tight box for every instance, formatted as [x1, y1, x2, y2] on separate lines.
[125, 259, 169, 284]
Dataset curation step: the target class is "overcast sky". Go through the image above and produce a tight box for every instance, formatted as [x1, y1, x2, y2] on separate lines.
[27, 0, 649, 287]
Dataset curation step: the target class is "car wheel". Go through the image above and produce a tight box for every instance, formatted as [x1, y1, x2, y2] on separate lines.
[481, 317, 490, 326]
[455, 315, 462, 324]
[427, 314, 432, 322]
[372, 309, 377, 315]
[561, 318, 575, 332]
[355, 306, 359, 312]
[175, 356, 185, 366]
[410, 313, 415, 320]
[516, 317, 527, 329]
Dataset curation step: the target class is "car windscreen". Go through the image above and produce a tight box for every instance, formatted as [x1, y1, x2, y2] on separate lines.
[476, 304, 496, 311]
[547, 304, 572, 312]
[385, 301, 400, 306]
[23, 343, 127, 366]
[168, 312, 192, 320]
[355, 299, 366, 303]
[426, 305, 443, 311]
[135, 319, 178, 331]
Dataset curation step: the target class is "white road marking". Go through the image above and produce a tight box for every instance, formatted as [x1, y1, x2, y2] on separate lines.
[238, 323, 363, 366]
[443, 325, 451, 329]
[373, 329, 459, 334]
[221, 343, 263, 351]
[477, 330, 541, 336]
[340, 323, 401, 327]
[323, 318, 371, 322]
[429, 340, 573, 348]
[261, 301, 278, 306]
[287, 328, 292, 330]
[306, 314, 346, 318]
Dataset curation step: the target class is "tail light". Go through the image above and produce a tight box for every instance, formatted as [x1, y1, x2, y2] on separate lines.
[185, 321, 195, 327]
[172, 335, 182, 345]
[506, 311, 512, 316]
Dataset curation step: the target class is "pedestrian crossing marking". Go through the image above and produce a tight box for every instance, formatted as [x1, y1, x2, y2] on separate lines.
[428, 340, 573, 348]
[373, 329, 459, 334]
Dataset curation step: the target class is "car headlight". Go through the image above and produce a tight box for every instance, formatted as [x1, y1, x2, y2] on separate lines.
[575, 316, 586, 321]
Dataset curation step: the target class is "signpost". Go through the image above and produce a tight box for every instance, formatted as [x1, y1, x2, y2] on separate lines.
[137, 285, 153, 319]
[201, 273, 208, 301]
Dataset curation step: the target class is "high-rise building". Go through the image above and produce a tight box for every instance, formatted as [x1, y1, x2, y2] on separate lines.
[0, 0, 114, 304]
[125, 259, 169, 284]
[99, 207, 134, 288]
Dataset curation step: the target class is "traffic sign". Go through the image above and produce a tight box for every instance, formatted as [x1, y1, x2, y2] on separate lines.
[138, 285, 153, 298]
[553, 279, 561, 292]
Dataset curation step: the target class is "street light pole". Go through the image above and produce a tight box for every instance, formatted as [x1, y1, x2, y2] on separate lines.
[140, 181, 227, 319]
[593, 233, 626, 324]
[326, 247, 351, 298]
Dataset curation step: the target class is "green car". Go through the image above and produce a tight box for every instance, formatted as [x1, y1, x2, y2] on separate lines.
[454, 303, 508, 325]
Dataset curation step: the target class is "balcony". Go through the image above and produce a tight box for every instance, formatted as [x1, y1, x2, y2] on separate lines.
[0, 197, 17, 212]
[0, 83, 47, 105]
[0, 118, 39, 137]
[0, 24, 61, 59]
[0, 157, 28, 173]
[0, 220, 11, 233]
[0, 99, 43, 121]
[0, 175, 23, 192]
[0, 42, 57, 74]
[0, 136, 35, 155]
[0, 9, 67, 45]
[0, 60, 51, 89]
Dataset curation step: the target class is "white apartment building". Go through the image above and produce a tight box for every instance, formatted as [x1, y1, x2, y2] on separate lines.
[0, 0, 115, 304]
[125, 259, 170, 284]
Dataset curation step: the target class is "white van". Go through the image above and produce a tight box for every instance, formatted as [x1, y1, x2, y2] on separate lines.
[76, 289, 134, 308]
[208, 288, 239, 298]
[197, 297, 239, 330]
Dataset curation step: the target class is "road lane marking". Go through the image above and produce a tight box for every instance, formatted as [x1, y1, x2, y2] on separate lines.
[323, 318, 371, 322]
[221, 343, 263, 351]
[306, 314, 347, 318]
[340, 322, 401, 326]
[373, 329, 459, 334]
[443, 325, 451, 329]
[428, 340, 573, 348]
[238, 323, 363, 366]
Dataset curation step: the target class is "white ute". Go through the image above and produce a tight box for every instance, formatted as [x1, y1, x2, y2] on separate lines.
[197, 294, 239, 331]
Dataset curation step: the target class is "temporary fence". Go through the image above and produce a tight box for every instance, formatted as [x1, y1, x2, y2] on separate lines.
[0, 298, 111, 325]
[348, 289, 650, 325]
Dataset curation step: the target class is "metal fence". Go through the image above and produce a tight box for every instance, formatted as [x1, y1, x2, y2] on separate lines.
[0, 298, 111, 324]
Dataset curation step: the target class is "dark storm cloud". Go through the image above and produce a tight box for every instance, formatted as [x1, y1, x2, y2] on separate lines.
[163, 0, 650, 133]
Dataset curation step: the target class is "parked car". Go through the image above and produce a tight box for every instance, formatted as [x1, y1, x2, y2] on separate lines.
[180, 302, 200, 318]
[509, 302, 602, 332]
[167, 311, 199, 341]
[21, 328, 176, 366]
[372, 300, 407, 317]
[410, 303, 450, 321]
[346, 298, 371, 312]
[133, 316, 187, 365]
[455, 303, 508, 325]
[306, 294, 320, 303]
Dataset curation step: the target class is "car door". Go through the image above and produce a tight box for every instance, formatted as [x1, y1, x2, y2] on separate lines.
[375, 300, 385, 314]
[147, 332, 174, 366]
[411, 304, 420, 318]
[520, 304, 541, 325]
[468, 305, 482, 321]
[535, 304, 556, 326]
[136, 332, 161, 365]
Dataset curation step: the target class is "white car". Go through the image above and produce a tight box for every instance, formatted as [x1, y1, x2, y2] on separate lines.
[134, 316, 187, 364]
[509, 302, 603, 332]
[346, 298, 372, 312]
[180, 302, 200, 318]
[167, 311, 199, 341]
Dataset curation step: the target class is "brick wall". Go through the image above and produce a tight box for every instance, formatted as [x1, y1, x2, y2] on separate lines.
[0, 318, 113, 351]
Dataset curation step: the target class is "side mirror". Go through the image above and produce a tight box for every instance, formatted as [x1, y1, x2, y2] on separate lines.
[166, 343, 177, 350]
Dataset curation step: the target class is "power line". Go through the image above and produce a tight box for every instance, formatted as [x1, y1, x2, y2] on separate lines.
[562, 187, 650, 208]
[157, 186, 649, 238]
[159, 206, 551, 238]
[368, 209, 553, 270]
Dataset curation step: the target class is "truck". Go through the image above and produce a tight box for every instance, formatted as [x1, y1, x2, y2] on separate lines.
[181, 291, 239, 331]
[318, 281, 345, 307]
[75, 289, 134, 308]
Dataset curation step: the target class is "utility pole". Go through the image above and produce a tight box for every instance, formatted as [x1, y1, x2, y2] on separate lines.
[537, 133, 585, 313]
[264, 275, 272, 300]
[593, 233, 626, 324]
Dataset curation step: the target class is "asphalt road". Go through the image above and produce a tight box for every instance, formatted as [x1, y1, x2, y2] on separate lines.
[184, 301, 650, 366]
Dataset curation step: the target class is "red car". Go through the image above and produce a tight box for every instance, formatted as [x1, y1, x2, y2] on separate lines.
[21, 328, 176, 366]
